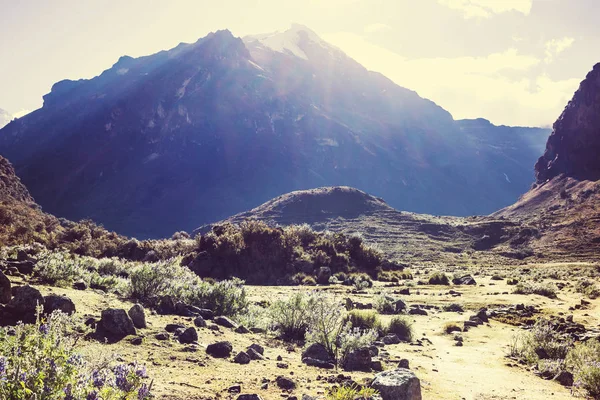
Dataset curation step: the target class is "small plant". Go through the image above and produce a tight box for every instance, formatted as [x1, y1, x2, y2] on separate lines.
[374, 295, 395, 314]
[443, 322, 462, 334]
[513, 281, 557, 298]
[344, 310, 384, 335]
[349, 273, 373, 290]
[387, 316, 413, 341]
[269, 293, 312, 341]
[566, 340, 600, 398]
[305, 293, 346, 358]
[34, 251, 86, 286]
[328, 383, 379, 400]
[0, 310, 152, 399]
[338, 326, 378, 367]
[576, 279, 600, 299]
[428, 271, 450, 285]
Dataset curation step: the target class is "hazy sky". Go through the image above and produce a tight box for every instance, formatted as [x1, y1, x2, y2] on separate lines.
[1, 0, 598, 127]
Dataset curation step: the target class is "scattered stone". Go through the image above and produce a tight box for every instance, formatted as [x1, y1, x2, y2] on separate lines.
[554, 370, 574, 387]
[72, 280, 87, 290]
[0, 270, 11, 304]
[248, 343, 265, 355]
[237, 395, 262, 400]
[43, 294, 76, 315]
[179, 327, 198, 344]
[128, 304, 146, 329]
[197, 309, 214, 320]
[408, 307, 428, 316]
[302, 343, 333, 363]
[382, 334, 401, 345]
[194, 316, 207, 328]
[214, 316, 238, 329]
[228, 385, 241, 393]
[371, 360, 384, 371]
[97, 309, 136, 340]
[276, 376, 296, 390]
[130, 336, 143, 345]
[247, 348, 264, 360]
[206, 341, 233, 358]
[175, 302, 196, 317]
[277, 362, 289, 369]
[394, 299, 407, 313]
[343, 347, 372, 371]
[452, 275, 476, 285]
[157, 295, 176, 315]
[235, 325, 250, 334]
[398, 359, 410, 369]
[371, 368, 422, 400]
[302, 358, 335, 369]
[155, 332, 170, 340]
[234, 351, 252, 364]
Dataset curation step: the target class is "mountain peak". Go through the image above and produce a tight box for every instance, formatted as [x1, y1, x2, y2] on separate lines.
[244, 23, 333, 61]
[535, 62, 600, 183]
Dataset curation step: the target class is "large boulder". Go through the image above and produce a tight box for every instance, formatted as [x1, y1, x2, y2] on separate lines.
[7, 285, 44, 322]
[342, 347, 372, 371]
[371, 368, 422, 400]
[316, 267, 332, 284]
[214, 316, 238, 329]
[97, 309, 136, 340]
[0, 270, 11, 304]
[452, 275, 477, 285]
[178, 327, 198, 344]
[128, 304, 146, 329]
[206, 341, 233, 358]
[43, 295, 76, 315]
[302, 343, 332, 362]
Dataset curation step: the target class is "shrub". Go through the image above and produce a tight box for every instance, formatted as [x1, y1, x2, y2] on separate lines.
[576, 279, 600, 299]
[269, 293, 312, 341]
[566, 340, 600, 398]
[305, 292, 346, 358]
[428, 271, 450, 285]
[338, 326, 378, 367]
[387, 316, 413, 342]
[443, 322, 462, 334]
[328, 383, 379, 400]
[128, 260, 182, 302]
[507, 278, 519, 285]
[512, 281, 557, 298]
[349, 273, 373, 290]
[374, 295, 396, 315]
[0, 310, 152, 399]
[34, 251, 86, 286]
[344, 310, 384, 335]
[510, 319, 572, 365]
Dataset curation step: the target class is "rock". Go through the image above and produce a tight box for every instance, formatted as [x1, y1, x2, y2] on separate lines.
[345, 297, 354, 311]
[248, 343, 265, 355]
[206, 341, 233, 358]
[194, 316, 207, 328]
[247, 348, 265, 360]
[452, 275, 476, 285]
[369, 345, 379, 357]
[408, 308, 428, 316]
[234, 351, 252, 364]
[157, 295, 176, 315]
[197, 308, 214, 320]
[72, 280, 87, 290]
[97, 309, 136, 340]
[175, 302, 196, 317]
[229, 385, 241, 393]
[0, 270, 11, 304]
[398, 359, 410, 369]
[43, 294, 76, 315]
[179, 327, 198, 344]
[343, 347, 372, 371]
[130, 336, 143, 345]
[554, 370, 574, 387]
[155, 332, 170, 340]
[277, 362, 289, 369]
[316, 266, 332, 284]
[475, 308, 489, 323]
[235, 325, 250, 334]
[302, 343, 332, 363]
[165, 323, 186, 332]
[302, 357, 335, 369]
[7, 285, 44, 322]
[275, 376, 296, 390]
[214, 316, 238, 329]
[128, 304, 146, 329]
[394, 299, 407, 313]
[371, 368, 422, 400]
[237, 395, 263, 400]
[382, 334, 401, 345]
[371, 360, 384, 371]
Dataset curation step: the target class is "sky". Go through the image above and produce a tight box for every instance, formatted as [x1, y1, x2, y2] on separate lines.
[0, 0, 598, 127]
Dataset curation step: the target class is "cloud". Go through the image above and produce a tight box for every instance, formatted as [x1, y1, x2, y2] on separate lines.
[322, 31, 579, 126]
[12, 109, 31, 118]
[544, 37, 575, 63]
[363, 23, 392, 34]
[438, 0, 532, 19]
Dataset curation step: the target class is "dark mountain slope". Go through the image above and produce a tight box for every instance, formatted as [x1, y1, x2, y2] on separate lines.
[0, 26, 548, 238]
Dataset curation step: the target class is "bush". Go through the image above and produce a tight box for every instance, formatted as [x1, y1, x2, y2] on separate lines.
[576, 279, 600, 299]
[566, 340, 600, 398]
[348, 273, 373, 290]
[344, 310, 384, 335]
[269, 293, 312, 341]
[128, 260, 182, 302]
[374, 295, 396, 314]
[305, 293, 346, 358]
[428, 271, 450, 285]
[387, 316, 413, 342]
[0, 311, 152, 399]
[443, 322, 462, 334]
[510, 319, 572, 365]
[513, 281, 557, 298]
[328, 383, 379, 400]
[34, 251, 86, 286]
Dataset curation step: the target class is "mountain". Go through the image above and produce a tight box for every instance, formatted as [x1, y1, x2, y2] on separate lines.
[199, 186, 538, 265]
[0, 25, 549, 239]
[496, 63, 600, 260]
[0, 109, 11, 129]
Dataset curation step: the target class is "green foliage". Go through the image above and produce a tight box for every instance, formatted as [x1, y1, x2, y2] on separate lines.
[269, 293, 313, 341]
[305, 293, 346, 358]
[344, 310, 384, 334]
[338, 326, 378, 366]
[428, 271, 450, 285]
[328, 383, 379, 400]
[34, 251, 87, 286]
[349, 273, 373, 290]
[0, 310, 152, 399]
[576, 279, 600, 299]
[387, 316, 413, 341]
[509, 319, 572, 365]
[374, 295, 395, 314]
[512, 281, 557, 298]
[566, 340, 600, 398]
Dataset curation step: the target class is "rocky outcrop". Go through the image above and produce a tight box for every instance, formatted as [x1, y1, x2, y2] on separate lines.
[97, 309, 136, 340]
[536, 63, 600, 183]
[371, 368, 422, 400]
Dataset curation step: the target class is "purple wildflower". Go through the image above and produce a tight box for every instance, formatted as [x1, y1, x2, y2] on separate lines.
[138, 383, 151, 399]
